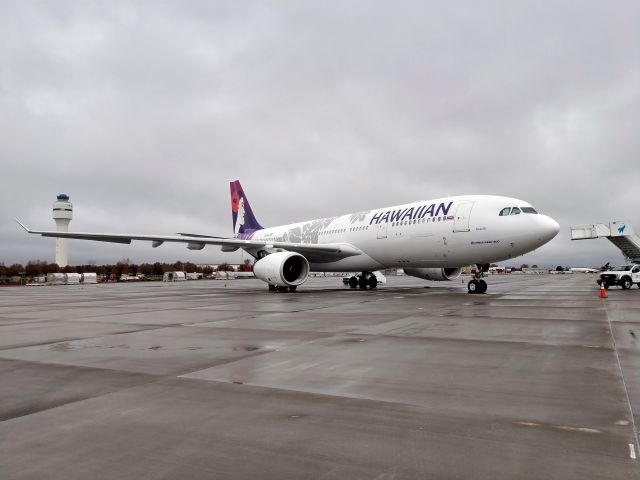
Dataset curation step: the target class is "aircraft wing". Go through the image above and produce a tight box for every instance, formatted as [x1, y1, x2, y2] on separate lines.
[16, 220, 362, 261]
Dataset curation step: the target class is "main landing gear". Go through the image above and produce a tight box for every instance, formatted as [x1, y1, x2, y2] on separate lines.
[468, 264, 489, 294]
[347, 272, 377, 290]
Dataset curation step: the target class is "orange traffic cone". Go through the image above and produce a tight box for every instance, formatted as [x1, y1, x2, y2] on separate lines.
[599, 282, 607, 298]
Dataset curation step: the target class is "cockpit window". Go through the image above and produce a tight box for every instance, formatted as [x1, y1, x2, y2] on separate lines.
[499, 207, 511, 216]
[521, 207, 538, 214]
[510, 207, 521, 215]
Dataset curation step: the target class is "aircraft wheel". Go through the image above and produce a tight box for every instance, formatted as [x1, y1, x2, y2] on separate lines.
[368, 275, 378, 289]
[358, 275, 368, 289]
[268, 284, 276, 291]
[289, 285, 297, 292]
[468, 280, 479, 294]
[349, 277, 358, 289]
[478, 279, 487, 293]
[277, 286, 288, 292]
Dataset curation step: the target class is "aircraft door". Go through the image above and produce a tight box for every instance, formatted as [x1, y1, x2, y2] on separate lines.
[453, 201, 474, 232]
[376, 222, 388, 239]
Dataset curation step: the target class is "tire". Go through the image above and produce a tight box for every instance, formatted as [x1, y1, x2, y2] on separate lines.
[604, 283, 609, 290]
[478, 279, 487, 293]
[349, 277, 358, 289]
[358, 275, 368, 289]
[637, 283, 640, 289]
[289, 285, 297, 292]
[268, 284, 276, 291]
[277, 286, 288, 292]
[468, 280, 479, 294]
[368, 275, 378, 289]
[621, 277, 632, 290]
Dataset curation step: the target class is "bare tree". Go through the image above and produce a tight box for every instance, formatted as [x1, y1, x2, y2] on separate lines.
[238, 259, 253, 272]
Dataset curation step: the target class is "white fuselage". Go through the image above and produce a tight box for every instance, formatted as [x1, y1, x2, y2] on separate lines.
[570, 268, 599, 273]
[249, 195, 559, 271]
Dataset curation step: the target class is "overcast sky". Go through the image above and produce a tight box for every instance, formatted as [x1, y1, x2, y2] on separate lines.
[1, 1, 639, 268]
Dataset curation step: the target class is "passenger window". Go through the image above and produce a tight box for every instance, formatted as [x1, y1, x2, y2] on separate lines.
[510, 207, 521, 215]
[499, 208, 511, 216]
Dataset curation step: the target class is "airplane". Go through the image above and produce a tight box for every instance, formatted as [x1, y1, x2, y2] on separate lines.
[569, 267, 600, 274]
[17, 180, 560, 294]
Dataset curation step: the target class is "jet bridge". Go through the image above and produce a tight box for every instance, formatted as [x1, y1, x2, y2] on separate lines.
[570, 221, 640, 263]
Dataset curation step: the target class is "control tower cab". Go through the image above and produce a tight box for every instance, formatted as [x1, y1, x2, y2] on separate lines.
[52, 194, 73, 267]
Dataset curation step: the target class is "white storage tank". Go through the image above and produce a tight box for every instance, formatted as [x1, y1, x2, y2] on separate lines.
[47, 273, 66, 285]
[163, 271, 186, 282]
[216, 271, 237, 279]
[65, 273, 81, 285]
[81, 273, 97, 284]
[235, 271, 255, 279]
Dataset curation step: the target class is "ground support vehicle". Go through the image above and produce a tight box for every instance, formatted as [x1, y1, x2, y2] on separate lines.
[597, 264, 640, 290]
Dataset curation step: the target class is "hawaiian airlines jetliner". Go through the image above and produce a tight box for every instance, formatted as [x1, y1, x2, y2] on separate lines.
[17, 180, 560, 294]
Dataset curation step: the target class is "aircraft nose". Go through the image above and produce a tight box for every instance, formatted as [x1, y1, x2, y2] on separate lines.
[538, 215, 560, 242]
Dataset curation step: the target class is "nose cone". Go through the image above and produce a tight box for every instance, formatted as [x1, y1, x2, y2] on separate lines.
[537, 215, 560, 244]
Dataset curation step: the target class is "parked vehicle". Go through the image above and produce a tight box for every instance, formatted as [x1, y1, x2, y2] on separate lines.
[597, 265, 640, 290]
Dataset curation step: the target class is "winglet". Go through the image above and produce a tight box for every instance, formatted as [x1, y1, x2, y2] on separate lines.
[15, 219, 31, 232]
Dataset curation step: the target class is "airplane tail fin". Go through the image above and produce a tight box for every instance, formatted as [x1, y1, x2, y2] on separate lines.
[230, 180, 263, 235]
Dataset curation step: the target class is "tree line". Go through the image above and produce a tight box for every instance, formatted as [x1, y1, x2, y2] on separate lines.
[0, 259, 254, 278]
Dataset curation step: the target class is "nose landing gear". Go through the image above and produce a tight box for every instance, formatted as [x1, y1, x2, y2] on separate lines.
[468, 264, 489, 294]
[468, 278, 487, 294]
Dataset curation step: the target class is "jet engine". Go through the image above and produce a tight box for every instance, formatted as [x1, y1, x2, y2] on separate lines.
[403, 267, 462, 281]
[253, 251, 310, 287]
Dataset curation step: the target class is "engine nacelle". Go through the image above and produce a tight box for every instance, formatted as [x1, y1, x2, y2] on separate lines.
[404, 267, 462, 281]
[253, 251, 310, 287]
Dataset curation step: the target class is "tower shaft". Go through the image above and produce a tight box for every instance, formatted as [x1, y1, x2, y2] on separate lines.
[55, 219, 71, 267]
[52, 194, 73, 267]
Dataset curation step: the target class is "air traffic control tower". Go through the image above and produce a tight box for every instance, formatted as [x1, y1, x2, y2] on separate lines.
[52, 194, 73, 267]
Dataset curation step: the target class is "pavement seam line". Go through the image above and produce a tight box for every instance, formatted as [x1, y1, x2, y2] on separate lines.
[603, 301, 640, 459]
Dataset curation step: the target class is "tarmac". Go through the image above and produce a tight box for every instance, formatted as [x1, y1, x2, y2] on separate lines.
[0, 274, 638, 479]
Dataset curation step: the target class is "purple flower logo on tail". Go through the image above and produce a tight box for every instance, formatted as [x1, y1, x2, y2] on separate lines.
[230, 180, 263, 235]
